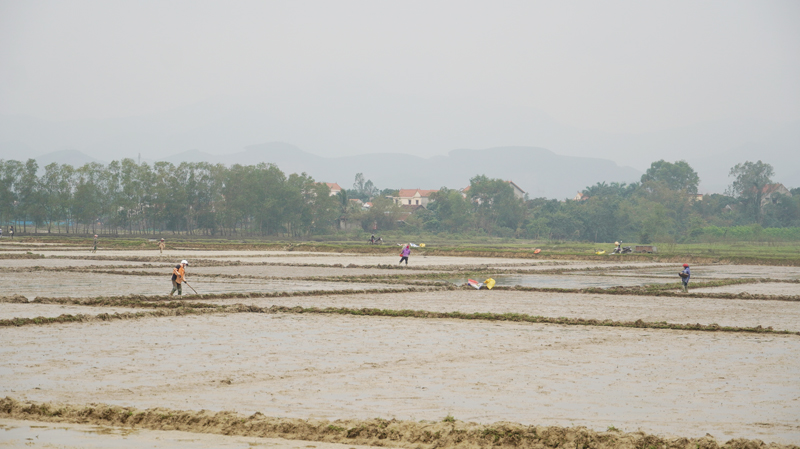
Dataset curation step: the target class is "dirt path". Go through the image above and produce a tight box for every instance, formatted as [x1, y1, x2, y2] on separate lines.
[2, 313, 797, 443]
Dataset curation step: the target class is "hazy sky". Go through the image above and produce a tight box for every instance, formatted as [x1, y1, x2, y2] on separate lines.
[1, 0, 799, 155]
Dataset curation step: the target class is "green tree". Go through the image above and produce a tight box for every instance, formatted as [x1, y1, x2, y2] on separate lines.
[468, 175, 526, 235]
[726, 160, 774, 224]
[0, 160, 22, 229]
[641, 160, 699, 194]
[429, 188, 471, 233]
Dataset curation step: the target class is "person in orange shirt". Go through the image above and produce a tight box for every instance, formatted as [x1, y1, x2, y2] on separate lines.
[170, 260, 189, 296]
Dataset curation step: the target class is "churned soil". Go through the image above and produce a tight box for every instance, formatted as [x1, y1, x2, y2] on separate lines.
[0, 271, 407, 300]
[204, 289, 800, 332]
[0, 303, 149, 319]
[1, 313, 798, 443]
[0, 417, 391, 449]
[692, 283, 800, 296]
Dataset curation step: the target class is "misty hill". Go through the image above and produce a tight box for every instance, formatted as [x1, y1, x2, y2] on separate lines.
[3, 105, 798, 194]
[35, 149, 104, 167]
[163, 143, 641, 199]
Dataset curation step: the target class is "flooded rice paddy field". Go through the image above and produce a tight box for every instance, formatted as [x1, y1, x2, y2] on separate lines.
[25, 249, 549, 267]
[104, 265, 436, 278]
[605, 264, 800, 281]
[692, 282, 800, 295]
[444, 273, 674, 288]
[2, 248, 800, 446]
[0, 271, 406, 300]
[2, 258, 169, 268]
[206, 289, 800, 332]
[0, 303, 147, 319]
[1, 313, 798, 443]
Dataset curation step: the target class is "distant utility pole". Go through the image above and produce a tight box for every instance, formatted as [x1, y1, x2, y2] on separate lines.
[138, 153, 141, 164]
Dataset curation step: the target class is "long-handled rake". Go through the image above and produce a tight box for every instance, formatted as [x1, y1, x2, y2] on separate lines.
[184, 281, 199, 295]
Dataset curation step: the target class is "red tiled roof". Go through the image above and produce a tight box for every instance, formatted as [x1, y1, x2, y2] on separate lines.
[324, 182, 342, 191]
[761, 183, 787, 194]
[397, 188, 437, 198]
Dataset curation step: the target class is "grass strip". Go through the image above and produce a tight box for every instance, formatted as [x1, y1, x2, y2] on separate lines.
[1, 397, 796, 449]
[3, 302, 797, 336]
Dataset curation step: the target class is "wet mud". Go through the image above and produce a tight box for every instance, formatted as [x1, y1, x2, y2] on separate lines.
[2, 247, 800, 445]
[0, 418, 392, 449]
[693, 282, 800, 296]
[0, 271, 407, 300]
[204, 289, 800, 332]
[2, 401, 796, 449]
[2, 313, 798, 443]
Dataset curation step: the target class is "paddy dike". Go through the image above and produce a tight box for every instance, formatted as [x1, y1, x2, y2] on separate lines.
[2, 404, 796, 449]
[1, 313, 798, 443]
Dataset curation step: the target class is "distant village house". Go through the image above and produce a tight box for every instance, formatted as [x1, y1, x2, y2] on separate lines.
[324, 182, 343, 196]
[760, 183, 792, 208]
[391, 189, 438, 208]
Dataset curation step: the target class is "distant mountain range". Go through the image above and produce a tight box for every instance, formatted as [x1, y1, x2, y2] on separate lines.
[161, 143, 642, 199]
[1, 101, 798, 196]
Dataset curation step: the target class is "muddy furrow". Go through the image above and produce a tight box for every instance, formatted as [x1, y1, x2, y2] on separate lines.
[2, 302, 797, 335]
[0, 397, 794, 449]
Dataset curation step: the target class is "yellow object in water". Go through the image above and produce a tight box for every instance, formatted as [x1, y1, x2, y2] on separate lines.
[420, 243, 426, 247]
[484, 278, 496, 290]
[595, 250, 606, 255]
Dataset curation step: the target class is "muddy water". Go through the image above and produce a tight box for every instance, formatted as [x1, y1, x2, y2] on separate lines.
[106, 265, 430, 278]
[0, 259, 167, 268]
[445, 274, 670, 289]
[204, 290, 800, 331]
[23, 250, 553, 268]
[0, 304, 150, 319]
[2, 314, 797, 443]
[0, 418, 386, 449]
[0, 272, 405, 300]
[605, 265, 800, 281]
[693, 282, 800, 296]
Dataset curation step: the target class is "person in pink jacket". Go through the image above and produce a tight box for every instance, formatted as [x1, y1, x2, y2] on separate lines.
[399, 244, 411, 265]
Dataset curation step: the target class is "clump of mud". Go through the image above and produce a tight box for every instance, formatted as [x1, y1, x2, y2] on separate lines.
[0, 295, 30, 304]
[1, 397, 793, 449]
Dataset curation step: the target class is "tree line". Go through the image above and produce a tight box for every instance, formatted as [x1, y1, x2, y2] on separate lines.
[1, 157, 798, 242]
[410, 160, 800, 242]
[0, 159, 339, 236]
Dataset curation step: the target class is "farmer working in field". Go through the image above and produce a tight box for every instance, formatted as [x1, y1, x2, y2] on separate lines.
[679, 263, 691, 292]
[399, 244, 411, 265]
[158, 238, 166, 254]
[91, 235, 98, 253]
[170, 260, 189, 296]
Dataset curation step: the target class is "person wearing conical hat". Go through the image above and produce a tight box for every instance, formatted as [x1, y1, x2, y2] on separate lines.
[158, 238, 166, 254]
